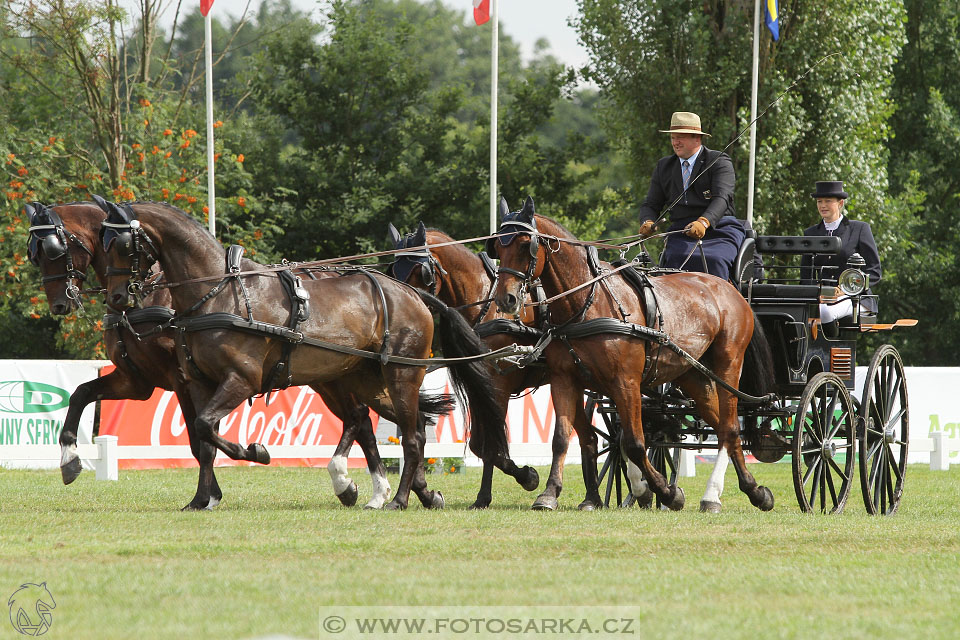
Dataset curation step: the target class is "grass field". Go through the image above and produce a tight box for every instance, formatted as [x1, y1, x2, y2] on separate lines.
[1, 462, 959, 639]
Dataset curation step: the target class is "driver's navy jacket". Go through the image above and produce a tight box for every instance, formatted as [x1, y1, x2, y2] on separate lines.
[638, 146, 736, 229]
[800, 216, 882, 314]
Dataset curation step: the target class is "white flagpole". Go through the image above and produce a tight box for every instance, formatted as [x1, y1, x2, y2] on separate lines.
[746, 0, 761, 226]
[488, 0, 498, 234]
[204, 10, 216, 236]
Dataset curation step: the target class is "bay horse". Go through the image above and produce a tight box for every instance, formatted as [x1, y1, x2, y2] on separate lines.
[26, 200, 414, 510]
[99, 200, 505, 510]
[491, 198, 777, 511]
[388, 218, 647, 510]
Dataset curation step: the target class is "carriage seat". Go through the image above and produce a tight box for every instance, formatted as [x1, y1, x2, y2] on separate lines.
[731, 219, 759, 290]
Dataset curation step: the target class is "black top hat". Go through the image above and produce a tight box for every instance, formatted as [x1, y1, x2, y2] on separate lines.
[810, 181, 849, 199]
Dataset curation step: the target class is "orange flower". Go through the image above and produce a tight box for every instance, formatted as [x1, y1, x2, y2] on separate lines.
[163, 129, 173, 136]
[138, 98, 151, 107]
[143, 119, 149, 126]
[8, 153, 15, 161]
[164, 151, 172, 158]
[178, 176, 187, 183]
[184, 129, 198, 139]
[426, 458, 437, 465]
[8, 180, 23, 189]
[75, 184, 87, 190]
[48, 136, 57, 145]
[132, 143, 141, 149]
[203, 206, 209, 214]
[17, 167, 28, 176]
[387, 436, 400, 444]
[152, 145, 159, 155]
[30, 313, 41, 320]
[214, 153, 221, 162]
[125, 162, 133, 169]
[173, 193, 184, 201]
[236, 196, 246, 208]
[449, 466, 456, 473]
[138, 153, 145, 162]
[180, 141, 190, 149]
[237, 154, 244, 163]
[213, 120, 223, 128]
[30, 296, 39, 305]
[161, 188, 170, 199]
[186, 196, 197, 204]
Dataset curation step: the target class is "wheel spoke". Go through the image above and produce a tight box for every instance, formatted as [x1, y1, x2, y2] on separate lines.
[809, 460, 823, 506]
[883, 405, 906, 433]
[592, 426, 612, 442]
[598, 452, 612, 484]
[884, 442, 904, 483]
[827, 456, 849, 483]
[597, 445, 612, 457]
[802, 455, 820, 486]
[864, 438, 882, 465]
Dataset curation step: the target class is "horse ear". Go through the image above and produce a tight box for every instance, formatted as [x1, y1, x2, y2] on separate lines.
[520, 196, 535, 222]
[498, 196, 510, 221]
[387, 222, 402, 248]
[91, 194, 111, 214]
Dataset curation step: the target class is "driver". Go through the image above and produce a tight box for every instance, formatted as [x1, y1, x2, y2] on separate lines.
[638, 111, 745, 281]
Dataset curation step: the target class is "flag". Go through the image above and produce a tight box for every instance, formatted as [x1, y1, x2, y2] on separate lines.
[201, 0, 215, 17]
[473, 0, 490, 26]
[765, 0, 779, 41]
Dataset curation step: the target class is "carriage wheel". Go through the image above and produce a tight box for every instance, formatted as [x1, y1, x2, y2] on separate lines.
[792, 372, 856, 513]
[859, 345, 909, 515]
[585, 395, 631, 508]
[647, 433, 681, 510]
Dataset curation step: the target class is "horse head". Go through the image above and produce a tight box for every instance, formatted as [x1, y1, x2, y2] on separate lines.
[26, 201, 96, 315]
[95, 195, 159, 309]
[491, 196, 546, 316]
[386, 221, 444, 294]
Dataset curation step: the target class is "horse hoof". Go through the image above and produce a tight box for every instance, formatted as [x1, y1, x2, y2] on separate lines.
[427, 491, 445, 510]
[752, 486, 775, 512]
[531, 496, 558, 511]
[699, 500, 722, 514]
[520, 466, 540, 492]
[667, 486, 685, 511]
[247, 443, 271, 465]
[620, 494, 636, 508]
[635, 489, 654, 510]
[577, 500, 599, 511]
[60, 457, 83, 485]
[181, 502, 213, 512]
[336, 481, 359, 507]
[468, 499, 491, 510]
[383, 500, 406, 511]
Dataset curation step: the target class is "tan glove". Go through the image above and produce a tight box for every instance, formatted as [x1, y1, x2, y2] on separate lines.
[684, 216, 710, 239]
[639, 220, 656, 238]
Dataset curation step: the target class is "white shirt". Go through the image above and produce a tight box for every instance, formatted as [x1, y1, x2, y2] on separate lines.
[824, 214, 843, 235]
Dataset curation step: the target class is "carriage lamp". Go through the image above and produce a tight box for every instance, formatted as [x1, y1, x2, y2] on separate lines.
[838, 253, 868, 297]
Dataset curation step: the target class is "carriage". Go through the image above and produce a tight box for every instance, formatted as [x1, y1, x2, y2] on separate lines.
[587, 230, 913, 515]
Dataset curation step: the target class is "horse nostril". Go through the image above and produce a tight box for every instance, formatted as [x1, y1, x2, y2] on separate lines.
[505, 293, 518, 311]
[110, 293, 127, 308]
[51, 303, 67, 315]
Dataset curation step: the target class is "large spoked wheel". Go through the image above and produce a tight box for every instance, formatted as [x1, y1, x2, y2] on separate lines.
[585, 395, 631, 508]
[859, 345, 909, 515]
[792, 372, 856, 513]
[647, 433, 680, 510]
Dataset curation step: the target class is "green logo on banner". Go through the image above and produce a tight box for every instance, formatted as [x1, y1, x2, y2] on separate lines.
[0, 381, 70, 414]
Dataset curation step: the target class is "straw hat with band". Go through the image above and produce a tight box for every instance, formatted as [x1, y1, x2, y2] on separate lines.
[659, 111, 712, 137]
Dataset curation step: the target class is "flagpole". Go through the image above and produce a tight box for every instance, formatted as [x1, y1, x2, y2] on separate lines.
[488, 0, 498, 234]
[746, 0, 761, 226]
[204, 10, 216, 236]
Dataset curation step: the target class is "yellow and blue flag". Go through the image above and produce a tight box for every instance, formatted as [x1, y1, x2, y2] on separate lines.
[765, 0, 780, 41]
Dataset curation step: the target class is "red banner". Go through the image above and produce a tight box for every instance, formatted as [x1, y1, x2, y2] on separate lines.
[98, 366, 379, 469]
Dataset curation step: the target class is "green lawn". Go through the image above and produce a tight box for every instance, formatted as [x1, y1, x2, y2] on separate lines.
[1, 462, 958, 639]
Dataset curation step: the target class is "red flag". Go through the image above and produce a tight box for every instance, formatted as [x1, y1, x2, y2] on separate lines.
[200, 0, 215, 17]
[473, 0, 490, 26]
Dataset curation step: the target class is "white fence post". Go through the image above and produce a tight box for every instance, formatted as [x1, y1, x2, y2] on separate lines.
[930, 431, 949, 472]
[95, 435, 119, 481]
[678, 449, 696, 477]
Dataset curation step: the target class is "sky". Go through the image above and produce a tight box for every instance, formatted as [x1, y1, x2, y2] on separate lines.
[171, 0, 590, 70]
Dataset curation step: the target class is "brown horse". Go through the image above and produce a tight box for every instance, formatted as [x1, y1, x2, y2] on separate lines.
[491, 198, 777, 511]
[388, 218, 642, 510]
[100, 201, 505, 510]
[26, 200, 412, 510]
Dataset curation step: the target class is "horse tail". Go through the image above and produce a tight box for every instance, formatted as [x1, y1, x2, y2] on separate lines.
[415, 290, 508, 461]
[418, 392, 457, 428]
[740, 311, 777, 396]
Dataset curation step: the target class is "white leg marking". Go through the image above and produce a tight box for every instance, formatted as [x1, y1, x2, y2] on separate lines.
[326, 455, 353, 495]
[60, 443, 79, 467]
[626, 461, 651, 498]
[365, 470, 391, 509]
[701, 446, 729, 504]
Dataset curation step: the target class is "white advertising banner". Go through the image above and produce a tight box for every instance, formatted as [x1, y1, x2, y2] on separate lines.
[0, 360, 102, 469]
